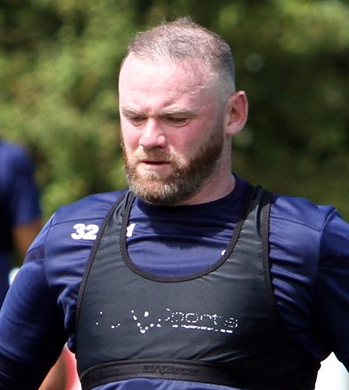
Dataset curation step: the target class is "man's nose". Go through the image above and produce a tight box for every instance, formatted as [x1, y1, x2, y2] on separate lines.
[139, 119, 167, 149]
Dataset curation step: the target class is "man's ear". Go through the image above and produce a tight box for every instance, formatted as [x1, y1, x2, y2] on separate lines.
[224, 90, 249, 136]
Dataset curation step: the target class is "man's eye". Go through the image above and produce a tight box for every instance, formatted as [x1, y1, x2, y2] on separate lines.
[130, 116, 145, 123]
[167, 117, 187, 124]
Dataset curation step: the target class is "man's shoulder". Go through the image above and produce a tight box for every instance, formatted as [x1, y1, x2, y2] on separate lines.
[27, 190, 128, 253]
[270, 191, 335, 232]
[52, 190, 128, 224]
[0, 141, 31, 182]
[0, 140, 30, 164]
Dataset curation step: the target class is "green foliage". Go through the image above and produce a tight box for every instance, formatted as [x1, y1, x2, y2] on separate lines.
[0, 0, 135, 217]
[216, 0, 349, 216]
[1, 0, 349, 219]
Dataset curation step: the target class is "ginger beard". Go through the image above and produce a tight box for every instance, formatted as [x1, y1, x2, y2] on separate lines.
[121, 129, 225, 206]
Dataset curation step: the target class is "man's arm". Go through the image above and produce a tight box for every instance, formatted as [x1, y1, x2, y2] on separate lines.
[38, 350, 68, 390]
[12, 217, 42, 260]
[11, 221, 69, 390]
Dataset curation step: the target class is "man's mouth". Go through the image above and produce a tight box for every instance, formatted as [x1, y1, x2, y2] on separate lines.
[139, 159, 170, 169]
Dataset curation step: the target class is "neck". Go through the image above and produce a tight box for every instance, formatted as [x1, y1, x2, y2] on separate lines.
[176, 173, 236, 206]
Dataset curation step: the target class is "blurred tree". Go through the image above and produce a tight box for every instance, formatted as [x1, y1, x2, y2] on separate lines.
[0, 0, 137, 215]
[217, 0, 349, 214]
[0, 0, 349, 218]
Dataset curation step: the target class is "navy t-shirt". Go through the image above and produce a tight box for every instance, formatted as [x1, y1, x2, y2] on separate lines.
[1, 176, 349, 389]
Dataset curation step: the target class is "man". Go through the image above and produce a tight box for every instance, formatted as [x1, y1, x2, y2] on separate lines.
[1, 17, 349, 390]
[0, 139, 69, 390]
[0, 139, 42, 306]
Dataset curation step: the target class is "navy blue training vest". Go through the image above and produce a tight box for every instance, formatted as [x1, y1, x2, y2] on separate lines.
[76, 186, 319, 390]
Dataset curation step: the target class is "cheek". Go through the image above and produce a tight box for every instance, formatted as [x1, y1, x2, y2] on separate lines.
[168, 138, 201, 166]
[175, 123, 209, 153]
[121, 126, 140, 151]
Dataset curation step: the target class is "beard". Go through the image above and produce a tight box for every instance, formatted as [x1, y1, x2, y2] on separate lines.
[121, 130, 224, 206]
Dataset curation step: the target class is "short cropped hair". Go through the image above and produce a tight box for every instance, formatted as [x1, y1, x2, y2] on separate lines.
[124, 17, 236, 94]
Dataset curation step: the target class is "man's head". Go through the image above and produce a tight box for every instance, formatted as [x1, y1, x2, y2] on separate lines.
[124, 17, 236, 100]
[118, 18, 248, 206]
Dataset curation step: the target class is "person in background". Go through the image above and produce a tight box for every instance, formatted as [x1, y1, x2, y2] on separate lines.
[0, 139, 42, 306]
[1, 17, 349, 390]
[0, 139, 70, 390]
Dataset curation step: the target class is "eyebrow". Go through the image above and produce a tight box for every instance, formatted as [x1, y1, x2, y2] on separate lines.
[121, 106, 196, 118]
[163, 108, 195, 116]
[121, 107, 142, 115]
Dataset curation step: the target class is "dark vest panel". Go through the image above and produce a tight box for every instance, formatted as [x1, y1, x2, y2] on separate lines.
[76, 186, 319, 390]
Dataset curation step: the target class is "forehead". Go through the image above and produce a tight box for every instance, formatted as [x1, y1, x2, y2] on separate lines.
[118, 55, 216, 104]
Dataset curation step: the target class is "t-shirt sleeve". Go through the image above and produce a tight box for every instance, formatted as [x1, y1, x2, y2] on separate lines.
[313, 209, 349, 370]
[0, 220, 66, 386]
[269, 195, 349, 365]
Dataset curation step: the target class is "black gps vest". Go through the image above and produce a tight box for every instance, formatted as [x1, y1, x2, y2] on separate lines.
[76, 186, 320, 390]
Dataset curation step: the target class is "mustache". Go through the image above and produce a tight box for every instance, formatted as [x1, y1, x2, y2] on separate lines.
[120, 138, 173, 164]
[131, 150, 173, 162]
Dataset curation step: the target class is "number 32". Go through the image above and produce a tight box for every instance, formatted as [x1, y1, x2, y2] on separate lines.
[71, 223, 99, 240]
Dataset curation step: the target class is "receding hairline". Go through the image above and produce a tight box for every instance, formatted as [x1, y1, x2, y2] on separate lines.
[120, 17, 236, 96]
